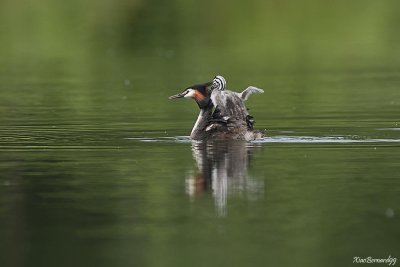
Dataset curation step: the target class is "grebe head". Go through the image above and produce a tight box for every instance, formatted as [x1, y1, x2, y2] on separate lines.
[211, 75, 226, 91]
[169, 82, 212, 109]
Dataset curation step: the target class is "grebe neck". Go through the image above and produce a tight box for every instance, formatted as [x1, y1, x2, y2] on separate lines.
[190, 102, 213, 140]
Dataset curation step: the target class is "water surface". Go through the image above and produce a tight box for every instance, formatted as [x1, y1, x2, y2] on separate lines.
[1, 74, 399, 267]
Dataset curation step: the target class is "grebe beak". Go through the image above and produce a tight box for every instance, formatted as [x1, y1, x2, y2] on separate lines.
[169, 89, 193, 99]
[168, 92, 186, 99]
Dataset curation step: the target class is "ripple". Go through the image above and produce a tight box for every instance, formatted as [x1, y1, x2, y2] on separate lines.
[253, 136, 400, 144]
[127, 135, 400, 144]
[125, 136, 192, 143]
[377, 128, 400, 131]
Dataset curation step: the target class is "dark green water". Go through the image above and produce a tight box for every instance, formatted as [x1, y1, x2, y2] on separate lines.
[1, 1, 400, 267]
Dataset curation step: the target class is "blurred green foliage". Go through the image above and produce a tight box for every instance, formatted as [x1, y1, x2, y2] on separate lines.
[1, 0, 400, 76]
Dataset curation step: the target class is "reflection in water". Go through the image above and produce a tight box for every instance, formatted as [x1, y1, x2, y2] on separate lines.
[186, 141, 264, 216]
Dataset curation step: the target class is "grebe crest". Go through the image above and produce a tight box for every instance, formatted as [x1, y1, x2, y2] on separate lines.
[211, 75, 226, 91]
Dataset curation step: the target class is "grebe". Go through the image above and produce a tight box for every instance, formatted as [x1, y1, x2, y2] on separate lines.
[169, 76, 265, 141]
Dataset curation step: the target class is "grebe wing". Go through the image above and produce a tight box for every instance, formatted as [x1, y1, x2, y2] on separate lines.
[211, 90, 248, 120]
[239, 86, 264, 101]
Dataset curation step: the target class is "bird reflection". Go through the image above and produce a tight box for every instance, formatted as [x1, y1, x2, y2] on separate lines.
[186, 141, 264, 216]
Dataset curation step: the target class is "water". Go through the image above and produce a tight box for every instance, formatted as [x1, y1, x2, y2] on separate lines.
[1, 1, 400, 266]
[1, 77, 399, 267]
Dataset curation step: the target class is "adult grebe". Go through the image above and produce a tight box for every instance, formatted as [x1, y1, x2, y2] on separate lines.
[169, 76, 265, 141]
